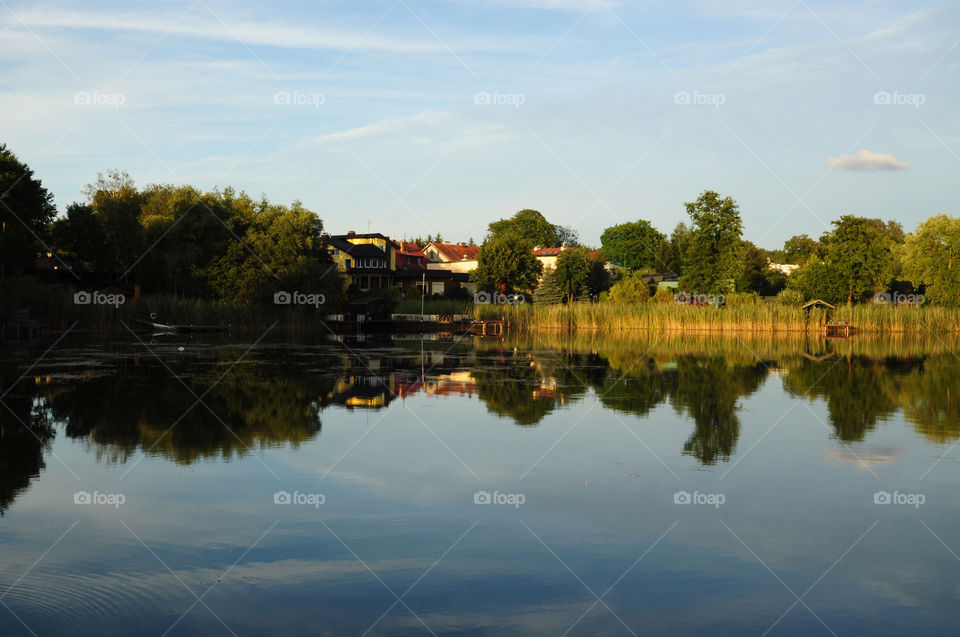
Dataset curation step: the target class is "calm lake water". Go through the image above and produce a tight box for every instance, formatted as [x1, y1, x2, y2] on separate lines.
[1, 331, 959, 636]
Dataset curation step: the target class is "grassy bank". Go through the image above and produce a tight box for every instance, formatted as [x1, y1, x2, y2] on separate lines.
[473, 301, 960, 334]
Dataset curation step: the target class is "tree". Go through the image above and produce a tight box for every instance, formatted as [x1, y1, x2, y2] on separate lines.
[50, 202, 109, 271]
[680, 190, 743, 294]
[736, 241, 785, 295]
[783, 234, 824, 265]
[555, 247, 592, 302]
[83, 170, 146, 274]
[606, 273, 650, 304]
[532, 266, 563, 304]
[600, 220, 666, 271]
[587, 255, 611, 299]
[487, 209, 572, 247]
[0, 144, 57, 278]
[827, 215, 896, 305]
[471, 234, 542, 294]
[900, 214, 960, 305]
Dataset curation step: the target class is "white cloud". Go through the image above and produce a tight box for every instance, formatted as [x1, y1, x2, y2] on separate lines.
[13, 8, 519, 54]
[827, 149, 909, 171]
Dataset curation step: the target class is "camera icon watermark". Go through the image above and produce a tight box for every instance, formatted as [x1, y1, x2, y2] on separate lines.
[73, 90, 126, 108]
[674, 291, 724, 306]
[274, 290, 326, 307]
[473, 90, 525, 108]
[873, 90, 925, 109]
[273, 90, 325, 108]
[874, 490, 924, 508]
[673, 490, 725, 508]
[873, 291, 924, 306]
[273, 490, 325, 508]
[473, 490, 525, 508]
[473, 291, 525, 305]
[73, 490, 126, 508]
[673, 90, 725, 108]
[74, 290, 125, 308]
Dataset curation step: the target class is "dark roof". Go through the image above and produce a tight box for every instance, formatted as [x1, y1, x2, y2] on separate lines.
[326, 237, 387, 258]
[802, 299, 837, 310]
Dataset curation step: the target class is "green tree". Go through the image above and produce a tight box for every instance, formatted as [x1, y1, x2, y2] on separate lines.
[487, 209, 575, 247]
[680, 190, 743, 294]
[783, 234, 824, 265]
[555, 247, 592, 302]
[827, 214, 896, 305]
[0, 144, 57, 278]
[605, 273, 650, 304]
[471, 234, 542, 294]
[83, 170, 146, 275]
[50, 202, 109, 271]
[600, 220, 666, 271]
[899, 214, 960, 305]
[532, 266, 563, 305]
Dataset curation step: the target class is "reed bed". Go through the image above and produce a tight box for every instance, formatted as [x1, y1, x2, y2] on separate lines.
[473, 301, 960, 334]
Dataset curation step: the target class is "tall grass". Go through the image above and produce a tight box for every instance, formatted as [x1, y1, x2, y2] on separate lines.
[473, 301, 960, 334]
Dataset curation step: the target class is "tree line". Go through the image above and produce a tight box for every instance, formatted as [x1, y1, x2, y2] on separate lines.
[2, 141, 957, 308]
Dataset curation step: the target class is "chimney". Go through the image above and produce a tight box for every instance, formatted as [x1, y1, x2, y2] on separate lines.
[347, 230, 356, 236]
[321, 232, 329, 238]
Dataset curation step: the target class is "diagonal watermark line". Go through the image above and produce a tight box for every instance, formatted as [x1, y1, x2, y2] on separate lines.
[920, 520, 960, 562]
[0, 401, 81, 479]
[1, 521, 79, 601]
[362, 520, 478, 636]
[757, 519, 878, 637]
[720, 0, 801, 79]
[120, 201, 202, 278]
[0, 597, 38, 637]
[799, 0, 880, 80]
[0, 322, 77, 401]
[0, 0, 81, 80]
[1, 121, 79, 201]
[195, 0, 276, 77]
[520, 0, 601, 80]
[119, 0, 201, 80]
[121, 520, 238, 637]
[161, 521, 278, 637]
[319, 399, 401, 480]
[520, 330, 670, 479]
[118, 321, 280, 480]
[561, 520, 678, 636]
[0, 199, 80, 279]
[320, 519, 439, 636]
[604, 4, 677, 79]
[399, 0, 478, 79]
[317, 0, 402, 82]
[919, 38, 960, 79]
[522, 520, 638, 637]
[722, 520, 839, 637]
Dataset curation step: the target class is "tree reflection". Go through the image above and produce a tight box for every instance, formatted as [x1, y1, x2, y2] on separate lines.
[0, 376, 54, 515]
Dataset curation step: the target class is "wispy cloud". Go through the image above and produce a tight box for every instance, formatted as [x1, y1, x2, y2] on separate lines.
[12, 8, 518, 54]
[827, 149, 909, 171]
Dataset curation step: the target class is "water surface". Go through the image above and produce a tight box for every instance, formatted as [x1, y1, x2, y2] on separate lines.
[1, 332, 959, 635]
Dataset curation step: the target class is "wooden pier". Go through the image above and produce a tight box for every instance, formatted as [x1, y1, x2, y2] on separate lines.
[471, 320, 503, 337]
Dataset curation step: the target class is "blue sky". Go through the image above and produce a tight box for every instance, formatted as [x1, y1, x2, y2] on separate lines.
[1, 0, 957, 248]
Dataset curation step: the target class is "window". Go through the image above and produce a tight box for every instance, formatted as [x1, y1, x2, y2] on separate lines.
[345, 259, 352, 269]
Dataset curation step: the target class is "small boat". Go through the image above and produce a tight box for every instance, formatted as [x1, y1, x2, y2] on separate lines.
[149, 322, 229, 334]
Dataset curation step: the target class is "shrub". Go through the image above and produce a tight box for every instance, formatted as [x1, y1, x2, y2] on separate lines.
[652, 286, 675, 304]
[606, 275, 650, 304]
[776, 288, 804, 306]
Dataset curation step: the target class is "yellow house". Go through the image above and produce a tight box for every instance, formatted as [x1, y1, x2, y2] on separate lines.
[323, 231, 399, 291]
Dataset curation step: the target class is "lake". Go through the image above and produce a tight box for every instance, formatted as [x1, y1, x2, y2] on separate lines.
[1, 331, 959, 635]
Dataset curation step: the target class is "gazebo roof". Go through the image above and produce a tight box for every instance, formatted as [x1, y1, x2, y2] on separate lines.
[801, 299, 837, 310]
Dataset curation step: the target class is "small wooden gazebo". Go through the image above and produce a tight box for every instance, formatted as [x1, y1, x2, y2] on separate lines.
[801, 299, 837, 312]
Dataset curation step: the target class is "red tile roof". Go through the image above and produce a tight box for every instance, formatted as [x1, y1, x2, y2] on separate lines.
[427, 242, 480, 261]
[398, 242, 426, 257]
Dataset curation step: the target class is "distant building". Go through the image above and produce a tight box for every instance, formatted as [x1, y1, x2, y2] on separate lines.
[768, 261, 800, 275]
[323, 231, 399, 291]
[423, 241, 480, 264]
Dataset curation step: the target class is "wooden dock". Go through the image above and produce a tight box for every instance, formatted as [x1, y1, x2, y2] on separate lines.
[824, 323, 854, 337]
[471, 320, 503, 336]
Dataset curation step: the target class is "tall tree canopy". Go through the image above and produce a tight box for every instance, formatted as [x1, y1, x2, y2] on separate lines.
[899, 214, 960, 306]
[0, 144, 57, 278]
[471, 234, 542, 294]
[680, 190, 743, 294]
[600, 220, 666, 271]
[487, 209, 578, 247]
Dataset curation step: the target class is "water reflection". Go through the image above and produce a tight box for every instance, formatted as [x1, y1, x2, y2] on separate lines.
[2, 333, 960, 515]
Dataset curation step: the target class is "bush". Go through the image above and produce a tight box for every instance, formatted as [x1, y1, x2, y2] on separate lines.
[725, 291, 759, 306]
[652, 286, 675, 304]
[404, 284, 422, 300]
[776, 288, 805, 306]
[606, 275, 650, 304]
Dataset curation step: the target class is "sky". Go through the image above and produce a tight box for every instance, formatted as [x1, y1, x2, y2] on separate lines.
[1, 0, 957, 249]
